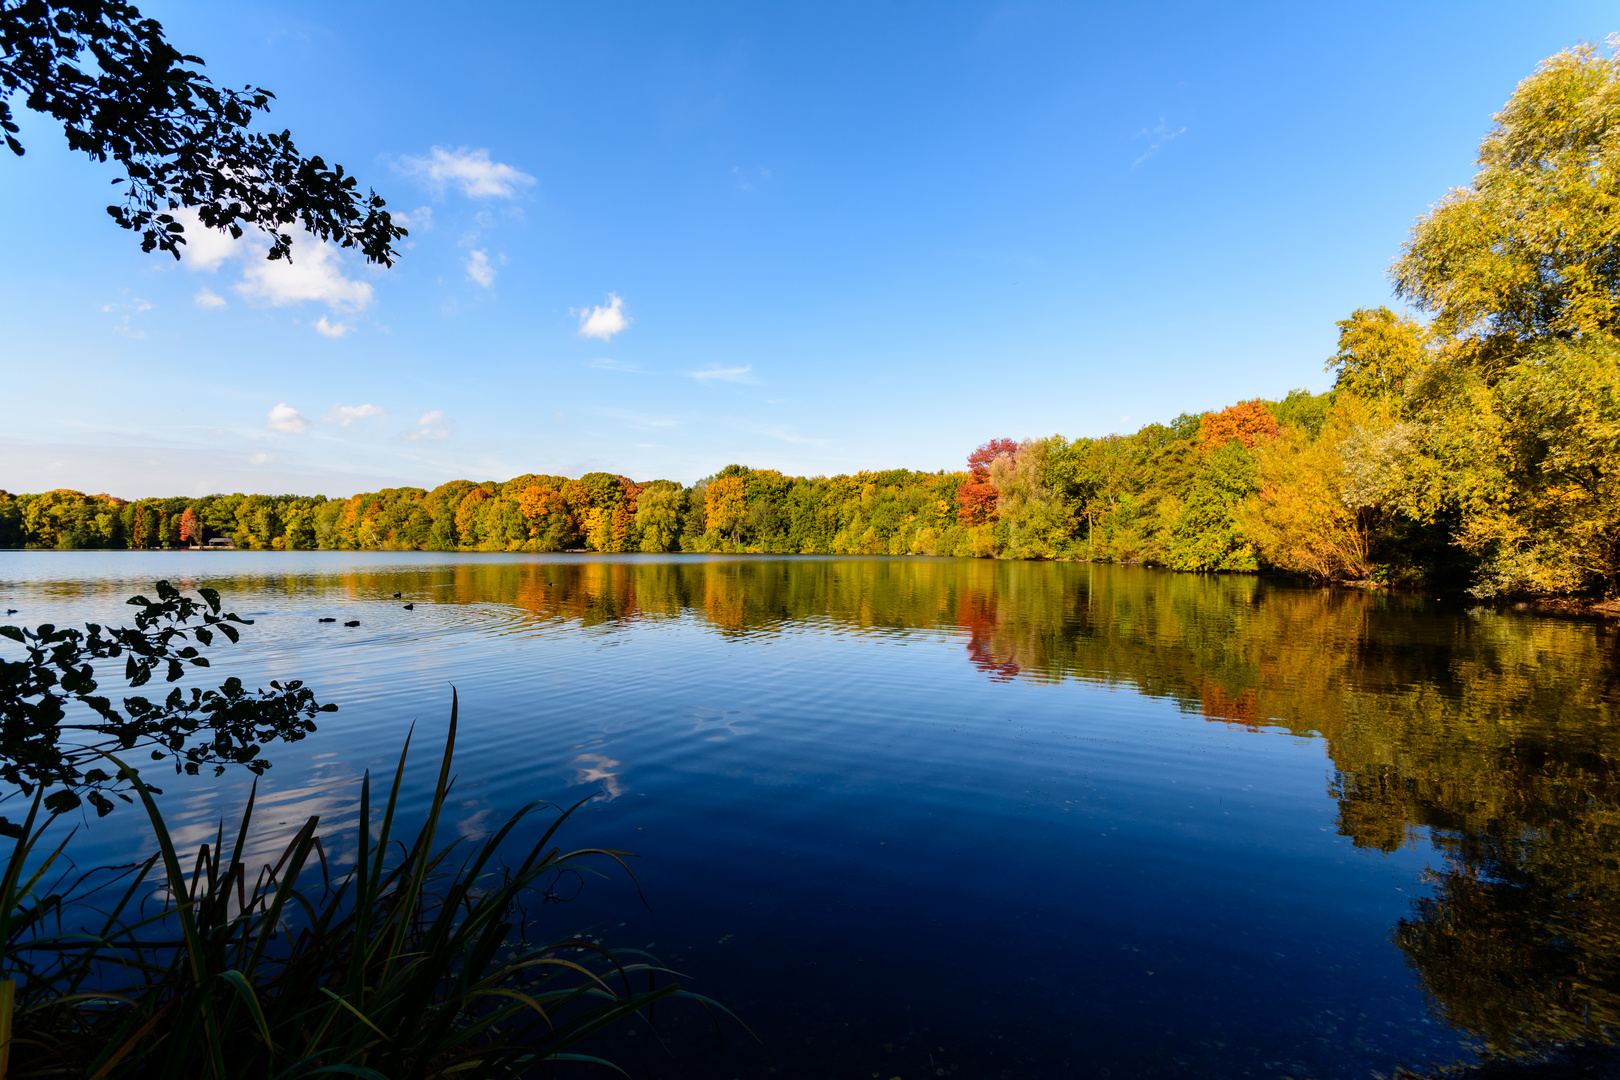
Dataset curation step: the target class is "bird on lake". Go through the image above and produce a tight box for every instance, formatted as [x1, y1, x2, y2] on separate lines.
[4, 609, 16, 615]
[319, 617, 336, 623]
[392, 592, 401, 598]
[403, 603, 414, 609]
[344, 620, 360, 627]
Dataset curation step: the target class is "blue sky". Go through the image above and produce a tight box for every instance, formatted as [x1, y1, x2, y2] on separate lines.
[2, 1, 1613, 498]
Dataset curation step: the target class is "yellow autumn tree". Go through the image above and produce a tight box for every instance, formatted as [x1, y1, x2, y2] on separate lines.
[705, 476, 747, 545]
[1326, 307, 1432, 397]
[1240, 395, 1390, 582]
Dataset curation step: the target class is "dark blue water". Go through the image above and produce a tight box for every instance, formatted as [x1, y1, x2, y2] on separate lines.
[5, 552, 1617, 1078]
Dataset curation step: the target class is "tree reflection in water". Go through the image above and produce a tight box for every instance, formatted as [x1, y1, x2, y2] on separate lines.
[108, 554, 1620, 1056]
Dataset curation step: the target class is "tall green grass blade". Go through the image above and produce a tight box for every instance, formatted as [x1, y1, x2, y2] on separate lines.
[104, 751, 229, 1079]
[217, 969, 274, 1052]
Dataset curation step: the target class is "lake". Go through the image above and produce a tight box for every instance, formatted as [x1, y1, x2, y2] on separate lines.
[3, 551, 1617, 1078]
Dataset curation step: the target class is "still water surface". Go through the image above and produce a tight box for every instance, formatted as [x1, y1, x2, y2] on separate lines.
[3, 551, 1618, 1078]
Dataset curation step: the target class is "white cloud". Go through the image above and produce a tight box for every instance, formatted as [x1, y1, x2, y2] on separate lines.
[173, 208, 375, 313]
[248, 452, 276, 465]
[324, 403, 387, 427]
[173, 209, 245, 271]
[400, 147, 536, 199]
[403, 409, 451, 442]
[392, 205, 433, 230]
[690, 364, 756, 384]
[465, 249, 496, 287]
[236, 242, 373, 312]
[577, 293, 629, 340]
[266, 403, 314, 435]
[313, 316, 353, 338]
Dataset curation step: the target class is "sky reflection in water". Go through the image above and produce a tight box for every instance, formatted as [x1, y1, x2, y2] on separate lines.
[3, 551, 1617, 1078]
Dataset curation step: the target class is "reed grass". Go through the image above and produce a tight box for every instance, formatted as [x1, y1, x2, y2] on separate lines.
[0, 690, 717, 1078]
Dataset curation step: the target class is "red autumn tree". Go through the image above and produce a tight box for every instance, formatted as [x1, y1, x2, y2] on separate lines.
[956, 438, 1018, 525]
[178, 506, 201, 546]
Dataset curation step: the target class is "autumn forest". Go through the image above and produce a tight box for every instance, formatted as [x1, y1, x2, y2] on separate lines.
[9, 43, 1620, 602]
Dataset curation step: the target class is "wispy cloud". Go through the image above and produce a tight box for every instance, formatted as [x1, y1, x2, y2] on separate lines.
[193, 287, 227, 309]
[313, 316, 352, 338]
[577, 294, 629, 340]
[266, 403, 314, 435]
[400, 147, 536, 199]
[465, 249, 496, 287]
[402, 409, 451, 442]
[248, 452, 277, 465]
[730, 165, 774, 192]
[587, 357, 647, 373]
[324, 403, 387, 427]
[1132, 117, 1187, 167]
[102, 296, 151, 338]
[689, 364, 756, 384]
[749, 424, 829, 447]
[594, 406, 677, 429]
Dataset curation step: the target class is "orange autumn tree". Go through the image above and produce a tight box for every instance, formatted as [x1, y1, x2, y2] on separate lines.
[1197, 400, 1281, 450]
[516, 483, 577, 551]
[178, 506, 201, 546]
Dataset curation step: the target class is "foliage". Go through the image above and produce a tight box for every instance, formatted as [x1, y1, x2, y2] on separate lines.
[1, 0, 406, 264]
[1438, 338, 1620, 595]
[1392, 40, 1620, 370]
[1326, 307, 1432, 397]
[1, 696, 707, 1078]
[955, 438, 1017, 526]
[1196, 399, 1280, 449]
[1239, 395, 1380, 581]
[0, 581, 333, 832]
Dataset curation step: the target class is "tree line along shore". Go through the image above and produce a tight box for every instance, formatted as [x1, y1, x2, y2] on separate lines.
[0, 344, 1612, 604]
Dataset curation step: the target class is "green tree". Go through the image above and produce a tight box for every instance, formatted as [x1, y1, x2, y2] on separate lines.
[635, 481, 684, 552]
[1167, 439, 1261, 571]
